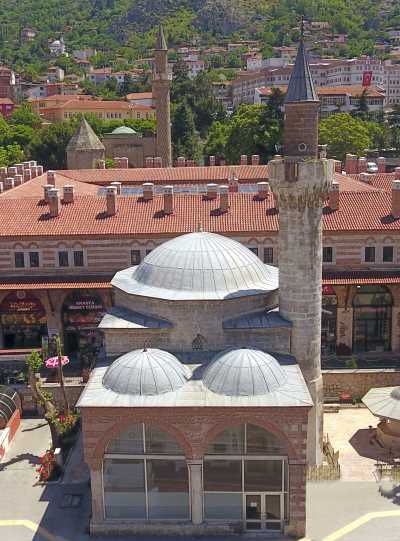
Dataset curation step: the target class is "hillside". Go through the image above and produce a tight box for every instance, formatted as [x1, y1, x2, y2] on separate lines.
[0, 0, 394, 75]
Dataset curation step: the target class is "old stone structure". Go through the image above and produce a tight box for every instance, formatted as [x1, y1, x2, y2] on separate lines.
[152, 26, 172, 167]
[66, 118, 105, 170]
[102, 126, 156, 168]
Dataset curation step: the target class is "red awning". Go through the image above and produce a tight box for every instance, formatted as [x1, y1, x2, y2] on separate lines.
[323, 271, 400, 286]
[0, 277, 112, 290]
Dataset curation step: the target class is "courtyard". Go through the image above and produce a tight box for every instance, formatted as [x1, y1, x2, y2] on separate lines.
[0, 411, 400, 541]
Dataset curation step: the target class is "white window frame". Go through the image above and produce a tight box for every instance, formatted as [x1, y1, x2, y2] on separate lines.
[56, 247, 87, 268]
[13, 248, 41, 269]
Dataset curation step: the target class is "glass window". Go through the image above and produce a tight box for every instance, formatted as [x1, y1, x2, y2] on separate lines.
[204, 493, 242, 519]
[14, 252, 25, 268]
[207, 426, 244, 455]
[244, 460, 282, 492]
[58, 250, 69, 266]
[29, 252, 39, 268]
[131, 249, 141, 265]
[145, 425, 183, 454]
[246, 424, 286, 455]
[248, 247, 258, 256]
[203, 460, 242, 492]
[107, 424, 144, 454]
[383, 246, 394, 262]
[103, 459, 146, 519]
[73, 250, 84, 267]
[323, 246, 333, 263]
[364, 246, 375, 262]
[353, 285, 392, 352]
[263, 247, 273, 264]
[146, 459, 189, 519]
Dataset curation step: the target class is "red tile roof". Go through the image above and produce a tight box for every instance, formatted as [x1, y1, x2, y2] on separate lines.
[0, 174, 99, 199]
[0, 277, 112, 290]
[317, 85, 385, 98]
[350, 173, 395, 193]
[323, 270, 400, 285]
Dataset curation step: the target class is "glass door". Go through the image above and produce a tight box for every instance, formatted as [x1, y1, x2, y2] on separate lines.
[245, 494, 262, 530]
[245, 493, 283, 531]
[265, 494, 282, 531]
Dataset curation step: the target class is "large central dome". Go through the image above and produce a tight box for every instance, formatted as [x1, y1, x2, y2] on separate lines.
[112, 232, 278, 301]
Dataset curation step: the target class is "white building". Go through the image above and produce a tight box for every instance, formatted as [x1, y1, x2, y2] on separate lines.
[49, 37, 66, 57]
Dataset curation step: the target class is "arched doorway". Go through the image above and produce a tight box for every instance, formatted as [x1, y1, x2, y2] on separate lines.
[0, 291, 47, 349]
[62, 290, 104, 362]
[103, 423, 189, 520]
[353, 285, 392, 352]
[203, 423, 288, 532]
[322, 285, 337, 355]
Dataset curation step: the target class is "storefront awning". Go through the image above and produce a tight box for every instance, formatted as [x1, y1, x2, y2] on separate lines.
[323, 271, 400, 286]
[0, 277, 112, 290]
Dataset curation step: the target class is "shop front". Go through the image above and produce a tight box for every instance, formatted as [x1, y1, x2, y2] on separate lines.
[0, 291, 47, 349]
[62, 290, 104, 363]
[353, 285, 392, 353]
[321, 285, 337, 355]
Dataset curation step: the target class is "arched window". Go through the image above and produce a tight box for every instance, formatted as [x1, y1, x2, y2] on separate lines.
[203, 424, 288, 531]
[192, 334, 206, 351]
[103, 423, 189, 520]
[353, 285, 392, 353]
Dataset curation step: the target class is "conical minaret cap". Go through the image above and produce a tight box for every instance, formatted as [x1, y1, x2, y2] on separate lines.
[285, 38, 318, 104]
[156, 25, 167, 50]
[66, 118, 105, 151]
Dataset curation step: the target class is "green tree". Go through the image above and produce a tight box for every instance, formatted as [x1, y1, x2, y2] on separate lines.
[388, 105, 400, 149]
[352, 89, 369, 121]
[319, 113, 372, 161]
[171, 99, 201, 161]
[9, 103, 41, 128]
[28, 122, 76, 169]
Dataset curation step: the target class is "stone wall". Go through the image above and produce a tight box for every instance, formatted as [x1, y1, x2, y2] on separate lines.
[322, 369, 400, 399]
[16, 383, 85, 413]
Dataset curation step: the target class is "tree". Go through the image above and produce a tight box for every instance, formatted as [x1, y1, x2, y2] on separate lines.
[319, 113, 372, 161]
[28, 122, 76, 169]
[353, 89, 369, 121]
[10, 103, 41, 128]
[171, 100, 201, 161]
[388, 105, 400, 149]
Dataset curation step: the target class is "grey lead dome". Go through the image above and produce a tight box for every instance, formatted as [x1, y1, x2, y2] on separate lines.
[112, 232, 278, 301]
[102, 348, 190, 396]
[203, 348, 287, 396]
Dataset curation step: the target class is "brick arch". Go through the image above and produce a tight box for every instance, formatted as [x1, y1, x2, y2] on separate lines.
[198, 416, 298, 460]
[90, 415, 193, 467]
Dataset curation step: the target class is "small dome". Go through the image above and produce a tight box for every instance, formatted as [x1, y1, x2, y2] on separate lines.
[112, 126, 137, 135]
[203, 348, 287, 396]
[102, 348, 190, 396]
[113, 232, 278, 301]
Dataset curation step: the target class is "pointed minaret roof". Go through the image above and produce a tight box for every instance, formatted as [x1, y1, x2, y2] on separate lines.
[156, 25, 167, 50]
[66, 118, 105, 151]
[285, 28, 318, 104]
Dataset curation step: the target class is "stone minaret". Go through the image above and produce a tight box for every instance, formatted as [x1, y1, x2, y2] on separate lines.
[269, 35, 334, 465]
[152, 25, 172, 167]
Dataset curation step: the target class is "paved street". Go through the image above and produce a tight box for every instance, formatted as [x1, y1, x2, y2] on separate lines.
[1, 415, 400, 541]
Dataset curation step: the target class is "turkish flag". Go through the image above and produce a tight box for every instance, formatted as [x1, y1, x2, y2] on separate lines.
[362, 71, 373, 87]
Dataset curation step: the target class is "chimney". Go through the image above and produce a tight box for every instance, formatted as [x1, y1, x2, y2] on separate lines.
[110, 181, 122, 195]
[120, 157, 129, 169]
[143, 182, 154, 201]
[15, 163, 24, 175]
[334, 160, 342, 173]
[329, 181, 340, 211]
[358, 157, 367, 173]
[29, 160, 37, 167]
[377, 156, 386, 173]
[0, 182, 3, 193]
[257, 181, 270, 200]
[209, 155, 216, 167]
[154, 156, 163, 168]
[0, 167, 7, 181]
[48, 188, 61, 217]
[395, 167, 400, 181]
[4, 177, 14, 190]
[186, 159, 195, 167]
[251, 154, 260, 166]
[36, 165, 43, 176]
[30, 166, 38, 179]
[345, 154, 358, 174]
[97, 160, 106, 169]
[359, 172, 372, 184]
[113, 157, 121, 168]
[43, 184, 53, 202]
[219, 184, 229, 212]
[145, 156, 154, 168]
[23, 161, 30, 170]
[63, 185, 74, 204]
[23, 169, 32, 182]
[8, 166, 17, 177]
[106, 186, 118, 216]
[392, 180, 400, 219]
[163, 185, 174, 215]
[177, 156, 185, 167]
[240, 154, 248, 166]
[14, 174, 23, 186]
[47, 170, 56, 186]
[206, 183, 218, 200]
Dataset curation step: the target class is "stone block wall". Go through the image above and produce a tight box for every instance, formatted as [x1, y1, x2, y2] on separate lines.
[322, 369, 400, 399]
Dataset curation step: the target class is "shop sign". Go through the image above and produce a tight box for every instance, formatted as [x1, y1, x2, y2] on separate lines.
[63, 293, 104, 329]
[66, 297, 103, 311]
[0, 292, 45, 315]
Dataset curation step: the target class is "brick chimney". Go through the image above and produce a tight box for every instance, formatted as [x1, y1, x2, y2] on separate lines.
[257, 181, 270, 200]
[240, 155, 248, 166]
[113, 157, 121, 168]
[392, 180, 400, 219]
[111, 181, 122, 195]
[106, 186, 118, 216]
[206, 183, 218, 200]
[97, 160, 106, 169]
[209, 155, 216, 166]
[345, 154, 358, 174]
[120, 157, 129, 169]
[145, 156, 154, 168]
[30, 166, 38, 179]
[251, 154, 260, 166]
[176, 156, 185, 167]
[37, 165, 43, 176]
[15, 163, 24, 175]
[219, 185, 229, 212]
[63, 185, 74, 204]
[24, 169, 32, 182]
[43, 184, 53, 202]
[143, 182, 154, 201]
[14, 174, 23, 186]
[0, 167, 7, 181]
[334, 160, 342, 173]
[329, 181, 340, 211]
[154, 156, 163, 168]
[377, 156, 386, 173]
[48, 188, 61, 217]
[395, 167, 400, 180]
[29, 160, 37, 168]
[8, 166, 17, 177]
[47, 170, 56, 186]
[358, 157, 367, 173]
[4, 177, 14, 190]
[23, 161, 30, 170]
[359, 172, 372, 184]
[163, 185, 173, 215]
[0, 182, 3, 193]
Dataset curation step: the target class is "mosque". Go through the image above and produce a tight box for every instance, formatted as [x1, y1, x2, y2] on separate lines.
[77, 36, 334, 537]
